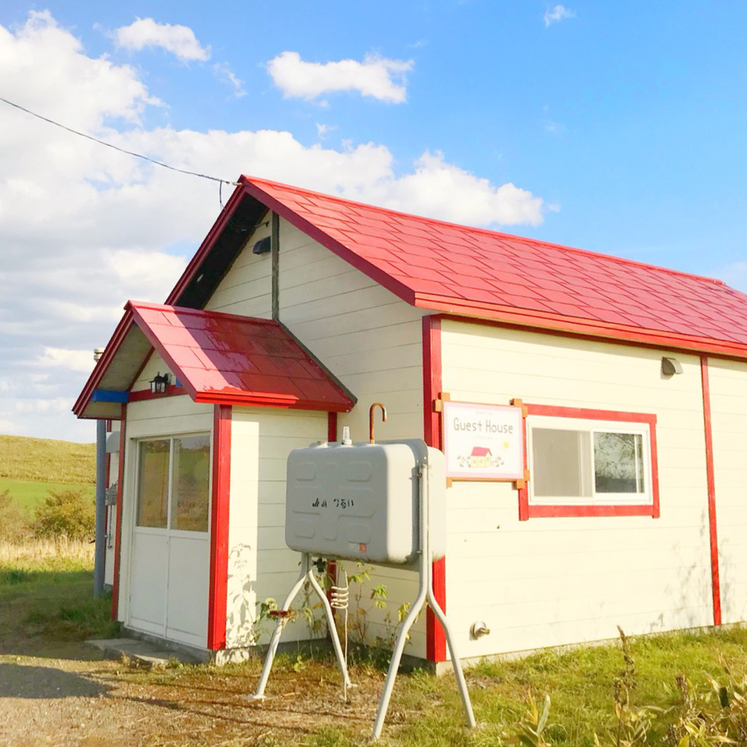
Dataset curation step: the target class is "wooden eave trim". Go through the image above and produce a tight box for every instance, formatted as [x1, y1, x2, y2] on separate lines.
[166, 184, 247, 306]
[73, 308, 135, 417]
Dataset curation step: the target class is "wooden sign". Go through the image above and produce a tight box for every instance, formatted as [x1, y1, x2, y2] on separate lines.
[442, 401, 525, 481]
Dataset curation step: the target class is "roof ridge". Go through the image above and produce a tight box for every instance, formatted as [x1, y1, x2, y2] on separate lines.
[241, 174, 727, 289]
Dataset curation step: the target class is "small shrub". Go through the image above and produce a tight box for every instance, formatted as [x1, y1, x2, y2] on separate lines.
[0, 489, 31, 541]
[34, 489, 95, 540]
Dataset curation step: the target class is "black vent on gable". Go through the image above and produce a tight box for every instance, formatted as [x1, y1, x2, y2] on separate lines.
[174, 194, 267, 309]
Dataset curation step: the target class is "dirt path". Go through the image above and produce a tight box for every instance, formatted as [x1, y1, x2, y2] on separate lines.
[0, 642, 389, 746]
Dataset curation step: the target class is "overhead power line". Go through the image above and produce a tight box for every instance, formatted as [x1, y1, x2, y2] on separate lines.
[0, 95, 240, 189]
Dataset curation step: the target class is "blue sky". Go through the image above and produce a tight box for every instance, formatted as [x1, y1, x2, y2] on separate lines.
[1, 2, 746, 441]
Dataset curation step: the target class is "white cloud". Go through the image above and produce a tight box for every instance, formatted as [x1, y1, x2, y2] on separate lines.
[267, 51, 413, 103]
[544, 4, 576, 27]
[36, 348, 97, 373]
[114, 18, 210, 62]
[0, 419, 20, 433]
[213, 62, 245, 97]
[0, 11, 546, 441]
[315, 123, 336, 140]
[370, 152, 544, 227]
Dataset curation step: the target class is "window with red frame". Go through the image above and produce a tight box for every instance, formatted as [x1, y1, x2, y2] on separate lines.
[523, 406, 659, 518]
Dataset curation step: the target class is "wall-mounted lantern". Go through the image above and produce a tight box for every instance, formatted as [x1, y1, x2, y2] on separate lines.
[150, 372, 170, 394]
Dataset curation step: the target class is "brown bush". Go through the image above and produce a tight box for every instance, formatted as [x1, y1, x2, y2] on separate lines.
[34, 489, 95, 541]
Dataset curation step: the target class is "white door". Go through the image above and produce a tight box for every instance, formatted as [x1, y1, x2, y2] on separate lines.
[128, 434, 211, 647]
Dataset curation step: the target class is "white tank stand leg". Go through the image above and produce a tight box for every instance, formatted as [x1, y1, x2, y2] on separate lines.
[253, 554, 311, 699]
[425, 589, 476, 728]
[307, 561, 352, 689]
[371, 452, 476, 740]
[371, 559, 428, 740]
[253, 554, 352, 699]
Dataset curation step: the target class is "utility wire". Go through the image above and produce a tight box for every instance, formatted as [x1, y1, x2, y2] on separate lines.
[0, 95, 240, 188]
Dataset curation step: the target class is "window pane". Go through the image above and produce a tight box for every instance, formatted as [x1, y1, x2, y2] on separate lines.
[532, 429, 591, 498]
[171, 434, 211, 531]
[137, 440, 169, 528]
[594, 432, 644, 494]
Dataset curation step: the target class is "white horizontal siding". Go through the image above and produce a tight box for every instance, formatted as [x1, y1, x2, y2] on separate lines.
[226, 407, 328, 647]
[707, 358, 747, 625]
[276, 219, 429, 658]
[204, 221, 272, 318]
[441, 319, 712, 660]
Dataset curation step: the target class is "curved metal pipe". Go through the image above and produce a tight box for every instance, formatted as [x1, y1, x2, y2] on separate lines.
[369, 402, 387, 444]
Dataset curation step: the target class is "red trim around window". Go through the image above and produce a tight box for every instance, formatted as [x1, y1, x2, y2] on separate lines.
[518, 403, 660, 520]
[207, 404, 232, 650]
[111, 404, 126, 620]
[700, 356, 722, 626]
[423, 315, 447, 663]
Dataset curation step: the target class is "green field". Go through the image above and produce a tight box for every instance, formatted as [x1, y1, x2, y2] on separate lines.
[0, 477, 95, 515]
[0, 434, 95, 484]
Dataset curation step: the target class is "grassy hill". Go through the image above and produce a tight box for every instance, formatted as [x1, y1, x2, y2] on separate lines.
[0, 435, 95, 484]
[0, 435, 96, 515]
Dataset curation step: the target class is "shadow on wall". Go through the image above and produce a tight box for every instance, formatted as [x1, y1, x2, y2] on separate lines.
[225, 542, 256, 647]
[653, 509, 713, 633]
[0, 663, 112, 699]
[718, 534, 737, 624]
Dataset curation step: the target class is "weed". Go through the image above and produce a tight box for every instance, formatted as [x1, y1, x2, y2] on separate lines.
[503, 693, 554, 746]
[0, 489, 31, 541]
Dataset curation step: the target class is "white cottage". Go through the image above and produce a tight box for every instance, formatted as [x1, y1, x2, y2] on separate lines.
[75, 175, 747, 668]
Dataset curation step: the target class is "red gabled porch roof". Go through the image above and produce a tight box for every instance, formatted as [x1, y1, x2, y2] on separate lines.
[74, 302, 355, 419]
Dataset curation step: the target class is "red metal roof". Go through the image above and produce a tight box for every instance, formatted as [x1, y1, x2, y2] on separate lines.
[74, 302, 354, 418]
[228, 176, 747, 359]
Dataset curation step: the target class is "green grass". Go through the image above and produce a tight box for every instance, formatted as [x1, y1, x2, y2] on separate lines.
[0, 477, 95, 515]
[0, 434, 95, 484]
[112, 626, 747, 746]
[4, 539, 747, 745]
[0, 540, 119, 642]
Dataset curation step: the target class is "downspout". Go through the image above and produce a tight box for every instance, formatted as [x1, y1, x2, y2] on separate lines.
[271, 211, 280, 320]
[93, 348, 106, 597]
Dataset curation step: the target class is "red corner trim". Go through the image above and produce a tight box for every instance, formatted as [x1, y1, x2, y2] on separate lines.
[700, 356, 722, 626]
[327, 412, 338, 442]
[518, 403, 660, 520]
[111, 404, 127, 621]
[423, 315, 447, 663]
[207, 404, 232, 650]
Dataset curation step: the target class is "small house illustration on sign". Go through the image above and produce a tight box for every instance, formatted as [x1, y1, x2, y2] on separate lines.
[469, 447, 492, 468]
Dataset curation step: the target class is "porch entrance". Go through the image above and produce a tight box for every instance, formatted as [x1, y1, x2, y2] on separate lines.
[128, 434, 211, 647]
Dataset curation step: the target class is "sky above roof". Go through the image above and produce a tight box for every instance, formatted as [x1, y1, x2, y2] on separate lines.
[1, 1, 746, 442]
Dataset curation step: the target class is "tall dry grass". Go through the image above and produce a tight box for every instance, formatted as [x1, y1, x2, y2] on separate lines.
[0, 537, 94, 570]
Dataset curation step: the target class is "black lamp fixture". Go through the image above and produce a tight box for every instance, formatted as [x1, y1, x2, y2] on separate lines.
[150, 372, 170, 394]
